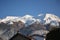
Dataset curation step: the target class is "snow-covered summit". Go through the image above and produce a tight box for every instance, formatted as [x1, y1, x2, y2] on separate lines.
[0, 14, 60, 26]
[44, 13, 60, 24]
[0, 15, 41, 25]
[0, 16, 21, 23]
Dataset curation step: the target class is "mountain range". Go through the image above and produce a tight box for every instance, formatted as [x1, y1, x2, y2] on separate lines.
[0, 13, 60, 26]
[0, 13, 60, 40]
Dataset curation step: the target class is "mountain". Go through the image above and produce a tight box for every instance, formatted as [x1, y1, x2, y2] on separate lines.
[43, 14, 60, 31]
[0, 15, 41, 26]
[0, 13, 60, 40]
[44, 14, 60, 26]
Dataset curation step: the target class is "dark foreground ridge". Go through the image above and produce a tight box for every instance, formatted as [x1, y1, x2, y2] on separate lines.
[46, 28, 60, 40]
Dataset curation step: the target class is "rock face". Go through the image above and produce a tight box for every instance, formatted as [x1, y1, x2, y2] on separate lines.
[0, 21, 25, 40]
[19, 22, 46, 37]
[0, 21, 46, 40]
[45, 23, 60, 31]
[28, 30, 48, 40]
[29, 22, 46, 31]
[0, 22, 10, 35]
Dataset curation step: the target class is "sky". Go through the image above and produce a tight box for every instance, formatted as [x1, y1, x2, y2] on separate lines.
[0, 0, 60, 18]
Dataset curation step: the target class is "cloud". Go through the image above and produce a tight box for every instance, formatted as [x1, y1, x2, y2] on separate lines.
[38, 14, 44, 16]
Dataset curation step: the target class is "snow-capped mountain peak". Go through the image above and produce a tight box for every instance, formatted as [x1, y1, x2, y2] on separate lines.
[21, 15, 41, 26]
[0, 15, 41, 25]
[44, 13, 60, 24]
[0, 16, 21, 23]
